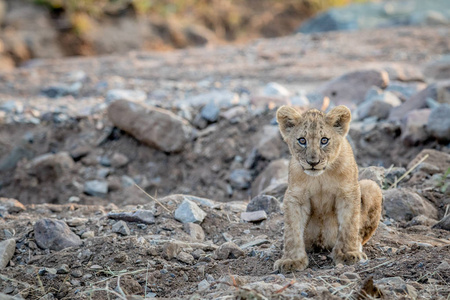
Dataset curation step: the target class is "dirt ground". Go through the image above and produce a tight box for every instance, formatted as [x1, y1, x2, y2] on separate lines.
[0, 25, 449, 299]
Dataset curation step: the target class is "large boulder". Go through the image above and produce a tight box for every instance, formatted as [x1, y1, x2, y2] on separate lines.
[108, 100, 193, 153]
[383, 188, 438, 222]
[317, 69, 389, 109]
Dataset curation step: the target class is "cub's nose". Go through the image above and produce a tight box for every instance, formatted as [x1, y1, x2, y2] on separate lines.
[307, 160, 320, 167]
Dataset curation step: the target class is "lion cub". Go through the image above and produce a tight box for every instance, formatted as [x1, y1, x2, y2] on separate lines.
[274, 105, 382, 273]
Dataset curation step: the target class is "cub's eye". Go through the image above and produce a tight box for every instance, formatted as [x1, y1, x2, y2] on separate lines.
[321, 137, 329, 145]
[298, 137, 307, 146]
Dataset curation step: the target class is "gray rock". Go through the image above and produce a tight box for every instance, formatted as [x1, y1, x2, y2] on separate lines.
[432, 214, 450, 231]
[359, 166, 386, 187]
[385, 167, 407, 185]
[229, 169, 252, 190]
[108, 100, 193, 153]
[34, 219, 82, 251]
[84, 180, 108, 197]
[57, 264, 70, 274]
[112, 220, 130, 236]
[110, 152, 129, 168]
[407, 149, 450, 174]
[174, 200, 207, 224]
[251, 159, 289, 198]
[27, 152, 74, 182]
[386, 82, 426, 100]
[246, 195, 280, 214]
[176, 90, 242, 108]
[183, 223, 205, 241]
[176, 252, 194, 264]
[215, 242, 245, 260]
[263, 82, 290, 97]
[423, 56, 450, 81]
[0, 100, 23, 113]
[389, 84, 437, 121]
[105, 89, 147, 103]
[254, 125, 283, 160]
[241, 210, 267, 222]
[383, 188, 438, 222]
[41, 82, 82, 98]
[200, 101, 220, 122]
[0, 239, 15, 268]
[198, 279, 210, 292]
[427, 103, 450, 142]
[0, 198, 26, 214]
[108, 210, 155, 224]
[317, 69, 389, 109]
[221, 106, 246, 123]
[66, 218, 88, 227]
[357, 91, 401, 120]
[401, 109, 431, 145]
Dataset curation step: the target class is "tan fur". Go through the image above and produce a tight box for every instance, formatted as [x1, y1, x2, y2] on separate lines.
[274, 105, 382, 273]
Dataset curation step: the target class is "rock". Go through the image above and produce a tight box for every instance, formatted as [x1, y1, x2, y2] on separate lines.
[359, 166, 385, 187]
[221, 106, 246, 123]
[427, 103, 450, 142]
[105, 89, 146, 103]
[27, 152, 74, 182]
[432, 214, 450, 231]
[108, 210, 155, 224]
[84, 180, 108, 197]
[407, 215, 438, 227]
[184, 223, 205, 241]
[41, 82, 82, 98]
[176, 252, 194, 264]
[81, 231, 95, 239]
[436, 261, 450, 270]
[198, 279, 210, 292]
[57, 264, 70, 274]
[108, 100, 193, 153]
[357, 91, 401, 120]
[0, 198, 25, 214]
[66, 218, 88, 227]
[200, 101, 220, 122]
[241, 210, 267, 222]
[176, 90, 241, 108]
[112, 220, 130, 236]
[229, 169, 252, 190]
[174, 200, 207, 224]
[342, 272, 361, 281]
[389, 84, 436, 121]
[251, 159, 289, 198]
[254, 125, 284, 160]
[215, 242, 245, 260]
[263, 82, 290, 97]
[317, 69, 389, 109]
[436, 80, 450, 104]
[246, 195, 280, 214]
[0, 239, 15, 268]
[423, 56, 450, 81]
[383, 188, 438, 222]
[407, 149, 450, 174]
[110, 152, 129, 168]
[400, 109, 431, 145]
[386, 82, 426, 100]
[34, 219, 82, 251]
[384, 65, 424, 82]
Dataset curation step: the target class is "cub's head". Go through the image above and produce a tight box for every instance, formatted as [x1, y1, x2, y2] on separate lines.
[276, 105, 351, 177]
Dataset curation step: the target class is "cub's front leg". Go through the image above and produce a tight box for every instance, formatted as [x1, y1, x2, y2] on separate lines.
[274, 192, 311, 273]
[332, 189, 367, 265]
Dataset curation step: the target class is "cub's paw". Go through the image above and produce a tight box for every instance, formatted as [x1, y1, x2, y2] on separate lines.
[333, 251, 367, 265]
[274, 257, 309, 273]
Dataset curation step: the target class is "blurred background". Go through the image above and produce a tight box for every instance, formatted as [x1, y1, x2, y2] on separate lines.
[1, 0, 449, 71]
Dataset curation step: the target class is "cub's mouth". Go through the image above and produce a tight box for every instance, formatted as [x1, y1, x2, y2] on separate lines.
[301, 165, 326, 177]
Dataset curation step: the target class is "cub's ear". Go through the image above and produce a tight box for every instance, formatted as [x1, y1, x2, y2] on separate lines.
[276, 106, 301, 139]
[326, 105, 351, 136]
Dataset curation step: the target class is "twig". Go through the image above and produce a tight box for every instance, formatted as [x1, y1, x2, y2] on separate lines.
[358, 259, 394, 274]
[275, 279, 296, 293]
[134, 183, 171, 213]
[389, 154, 429, 189]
